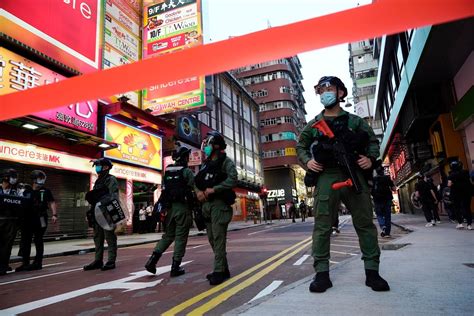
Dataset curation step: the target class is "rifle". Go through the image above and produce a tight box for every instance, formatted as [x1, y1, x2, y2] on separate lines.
[312, 119, 363, 194]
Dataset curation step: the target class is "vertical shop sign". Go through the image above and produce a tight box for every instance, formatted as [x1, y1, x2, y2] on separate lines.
[142, 0, 205, 115]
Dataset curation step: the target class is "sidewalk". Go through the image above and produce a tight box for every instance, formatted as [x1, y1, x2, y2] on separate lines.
[227, 214, 474, 316]
[9, 220, 271, 263]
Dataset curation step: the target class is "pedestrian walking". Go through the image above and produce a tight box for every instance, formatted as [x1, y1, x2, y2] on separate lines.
[145, 146, 195, 277]
[448, 160, 472, 230]
[427, 176, 441, 223]
[195, 131, 237, 285]
[296, 76, 389, 293]
[415, 173, 439, 227]
[299, 200, 307, 222]
[371, 166, 396, 238]
[16, 170, 57, 272]
[83, 158, 119, 271]
[289, 201, 297, 223]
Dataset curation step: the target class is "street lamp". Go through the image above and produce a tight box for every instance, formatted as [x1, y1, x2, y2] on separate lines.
[345, 95, 371, 126]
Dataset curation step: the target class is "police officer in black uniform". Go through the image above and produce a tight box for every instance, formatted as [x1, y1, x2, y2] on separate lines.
[145, 146, 195, 276]
[16, 170, 57, 271]
[0, 169, 23, 275]
[84, 158, 119, 271]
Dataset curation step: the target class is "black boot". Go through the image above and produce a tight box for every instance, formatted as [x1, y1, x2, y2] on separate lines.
[83, 260, 103, 271]
[15, 262, 30, 272]
[145, 251, 162, 274]
[365, 269, 390, 291]
[170, 259, 185, 277]
[101, 261, 116, 271]
[309, 271, 333, 293]
[26, 261, 42, 271]
[208, 272, 228, 285]
[207, 264, 230, 280]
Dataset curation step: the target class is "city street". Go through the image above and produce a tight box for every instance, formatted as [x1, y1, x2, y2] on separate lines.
[0, 217, 406, 315]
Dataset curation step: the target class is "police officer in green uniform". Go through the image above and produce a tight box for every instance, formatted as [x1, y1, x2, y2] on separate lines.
[0, 169, 22, 275]
[84, 158, 119, 271]
[297, 76, 389, 292]
[145, 146, 195, 277]
[195, 131, 237, 285]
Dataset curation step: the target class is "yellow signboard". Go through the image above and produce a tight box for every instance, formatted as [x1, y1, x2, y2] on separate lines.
[285, 148, 297, 156]
[104, 117, 162, 170]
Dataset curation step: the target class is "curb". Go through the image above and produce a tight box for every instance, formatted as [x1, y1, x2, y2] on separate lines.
[390, 221, 414, 233]
[9, 222, 271, 264]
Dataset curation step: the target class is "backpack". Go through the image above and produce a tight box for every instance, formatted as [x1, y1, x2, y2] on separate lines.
[371, 176, 392, 200]
[163, 165, 188, 202]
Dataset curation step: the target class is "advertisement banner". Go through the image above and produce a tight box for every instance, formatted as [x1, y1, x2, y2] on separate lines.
[177, 115, 201, 145]
[0, 0, 101, 72]
[104, 117, 163, 170]
[105, 0, 140, 34]
[103, 1, 141, 107]
[0, 139, 161, 183]
[142, 0, 205, 115]
[104, 14, 140, 61]
[0, 48, 98, 134]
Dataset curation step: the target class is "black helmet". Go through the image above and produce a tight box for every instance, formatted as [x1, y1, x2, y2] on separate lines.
[314, 76, 348, 102]
[31, 170, 46, 180]
[172, 146, 191, 162]
[1, 168, 18, 180]
[449, 160, 462, 171]
[92, 158, 113, 168]
[205, 131, 226, 149]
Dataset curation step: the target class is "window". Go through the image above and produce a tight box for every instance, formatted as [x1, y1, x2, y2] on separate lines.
[222, 81, 231, 106]
[251, 89, 268, 98]
[242, 101, 251, 122]
[223, 107, 233, 139]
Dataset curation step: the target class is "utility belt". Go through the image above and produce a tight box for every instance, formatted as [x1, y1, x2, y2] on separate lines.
[207, 189, 236, 206]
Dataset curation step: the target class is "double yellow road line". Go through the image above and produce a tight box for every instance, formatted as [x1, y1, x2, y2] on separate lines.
[163, 237, 313, 316]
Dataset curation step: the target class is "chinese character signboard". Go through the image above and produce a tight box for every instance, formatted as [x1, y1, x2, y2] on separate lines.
[0, 139, 161, 183]
[142, 0, 205, 115]
[0, 0, 101, 73]
[104, 117, 163, 170]
[102, 0, 142, 107]
[0, 48, 98, 134]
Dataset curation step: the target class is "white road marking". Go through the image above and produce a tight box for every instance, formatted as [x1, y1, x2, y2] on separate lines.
[329, 260, 339, 264]
[330, 250, 358, 256]
[191, 244, 206, 249]
[0, 268, 84, 286]
[248, 281, 283, 303]
[331, 243, 360, 248]
[0, 261, 191, 315]
[293, 254, 310, 266]
[248, 225, 291, 236]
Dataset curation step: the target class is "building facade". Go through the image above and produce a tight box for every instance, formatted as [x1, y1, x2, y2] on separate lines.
[196, 72, 264, 221]
[373, 17, 474, 215]
[348, 39, 384, 141]
[231, 57, 307, 218]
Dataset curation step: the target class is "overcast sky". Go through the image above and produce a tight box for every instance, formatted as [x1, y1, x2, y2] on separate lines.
[206, 0, 372, 121]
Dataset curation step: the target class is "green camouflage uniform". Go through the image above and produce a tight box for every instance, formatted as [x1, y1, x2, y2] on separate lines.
[201, 157, 237, 273]
[297, 109, 381, 272]
[154, 167, 194, 261]
[92, 173, 119, 263]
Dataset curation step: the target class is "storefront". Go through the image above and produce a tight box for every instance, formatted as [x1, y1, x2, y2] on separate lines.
[0, 139, 161, 239]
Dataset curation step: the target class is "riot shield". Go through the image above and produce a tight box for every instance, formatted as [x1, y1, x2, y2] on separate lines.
[94, 196, 126, 231]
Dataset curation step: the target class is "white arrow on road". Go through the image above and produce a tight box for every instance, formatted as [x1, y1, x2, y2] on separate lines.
[1, 261, 191, 315]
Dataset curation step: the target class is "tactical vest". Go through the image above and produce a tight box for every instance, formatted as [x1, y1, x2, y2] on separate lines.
[195, 155, 236, 205]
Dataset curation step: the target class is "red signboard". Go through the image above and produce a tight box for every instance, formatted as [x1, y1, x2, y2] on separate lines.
[0, 0, 101, 72]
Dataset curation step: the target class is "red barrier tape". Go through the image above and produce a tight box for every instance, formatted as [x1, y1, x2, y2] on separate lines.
[0, 0, 472, 120]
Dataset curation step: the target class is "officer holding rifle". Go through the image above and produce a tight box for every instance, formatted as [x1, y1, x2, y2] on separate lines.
[296, 76, 389, 293]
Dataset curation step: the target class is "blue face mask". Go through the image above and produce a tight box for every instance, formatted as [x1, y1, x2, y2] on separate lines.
[95, 165, 102, 173]
[320, 91, 337, 108]
[203, 145, 213, 157]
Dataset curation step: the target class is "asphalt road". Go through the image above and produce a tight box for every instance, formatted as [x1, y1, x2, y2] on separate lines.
[0, 217, 406, 315]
